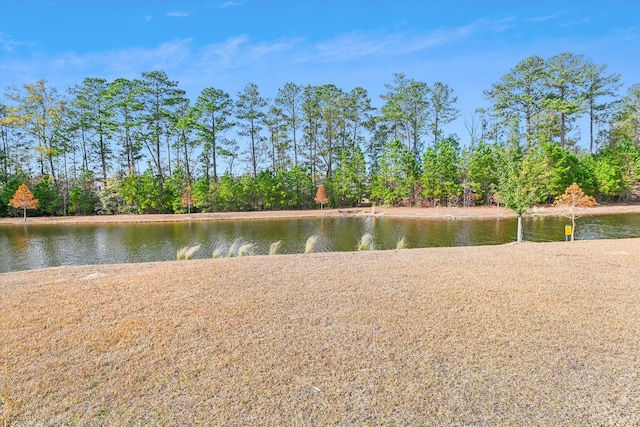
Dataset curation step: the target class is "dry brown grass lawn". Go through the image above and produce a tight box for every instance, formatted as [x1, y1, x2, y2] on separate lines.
[1, 239, 639, 426]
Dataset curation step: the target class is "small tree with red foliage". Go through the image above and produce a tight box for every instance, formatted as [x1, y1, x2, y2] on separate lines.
[554, 183, 597, 241]
[9, 184, 39, 222]
[181, 185, 194, 216]
[314, 184, 329, 212]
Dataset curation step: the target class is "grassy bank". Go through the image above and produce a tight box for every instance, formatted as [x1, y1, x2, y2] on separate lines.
[1, 239, 639, 426]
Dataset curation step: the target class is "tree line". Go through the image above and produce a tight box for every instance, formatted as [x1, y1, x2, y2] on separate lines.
[1, 51, 639, 217]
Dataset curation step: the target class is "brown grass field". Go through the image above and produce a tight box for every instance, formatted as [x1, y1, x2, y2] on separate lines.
[1, 206, 639, 426]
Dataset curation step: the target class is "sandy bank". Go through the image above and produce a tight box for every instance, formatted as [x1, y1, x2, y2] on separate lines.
[1, 203, 639, 225]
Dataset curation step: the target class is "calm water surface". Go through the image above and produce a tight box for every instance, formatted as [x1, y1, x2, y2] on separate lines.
[1, 214, 639, 273]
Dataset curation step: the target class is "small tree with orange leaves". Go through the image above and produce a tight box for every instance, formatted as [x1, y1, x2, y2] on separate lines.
[181, 185, 194, 216]
[554, 182, 597, 241]
[9, 184, 39, 222]
[314, 184, 329, 212]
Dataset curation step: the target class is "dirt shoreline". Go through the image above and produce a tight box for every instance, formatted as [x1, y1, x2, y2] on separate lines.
[1, 202, 639, 225]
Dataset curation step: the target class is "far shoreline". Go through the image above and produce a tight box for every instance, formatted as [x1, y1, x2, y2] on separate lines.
[1, 203, 639, 225]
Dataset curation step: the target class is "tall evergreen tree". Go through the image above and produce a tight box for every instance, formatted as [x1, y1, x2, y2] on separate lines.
[328, 146, 367, 207]
[301, 85, 322, 184]
[343, 87, 374, 151]
[194, 87, 235, 182]
[173, 100, 199, 186]
[381, 73, 430, 156]
[316, 84, 344, 179]
[483, 55, 546, 146]
[422, 135, 462, 206]
[263, 106, 290, 172]
[427, 82, 460, 144]
[582, 61, 621, 153]
[275, 82, 303, 167]
[610, 83, 640, 147]
[236, 83, 267, 178]
[68, 77, 115, 181]
[138, 70, 186, 179]
[465, 140, 499, 205]
[370, 139, 419, 206]
[108, 78, 144, 174]
[542, 52, 589, 148]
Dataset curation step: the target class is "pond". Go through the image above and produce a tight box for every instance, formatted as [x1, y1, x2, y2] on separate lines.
[1, 214, 639, 273]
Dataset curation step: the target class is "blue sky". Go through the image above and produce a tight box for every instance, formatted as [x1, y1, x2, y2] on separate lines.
[1, 0, 639, 147]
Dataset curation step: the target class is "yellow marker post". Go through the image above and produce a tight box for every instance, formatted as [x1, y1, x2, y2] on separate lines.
[565, 225, 572, 241]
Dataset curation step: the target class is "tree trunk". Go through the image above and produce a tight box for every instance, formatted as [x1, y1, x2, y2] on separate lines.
[293, 126, 298, 167]
[81, 128, 89, 172]
[211, 112, 218, 182]
[560, 113, 566, 148]
[251, 138, 257, 179]
[100, 133, 107, 181]
[517, 213, 523, 243]
[589, 105, 594, 154]
[183, 133, 191, 184]
[125, 127, 133, 172]
[166, 134, 172, 177]
[46, 143, 58, 186]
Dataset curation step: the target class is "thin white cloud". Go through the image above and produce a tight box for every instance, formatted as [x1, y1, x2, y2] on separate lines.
[143, 15, 152, 22]
[197, 35, 303, 71]
[221, 1, 244, 8]
[0, 32, 33, 53]
[559, 17, 592, 27]
[102, 39, 194, 73]
[315, 32, 391, 61]
[167, 11, 190, 17]
[0, 32, 17, 52]
[248, 37, 304, 58]
[488, 17, 518, 32]
[527, 14, 561, 23]
[611, 26, 639, 41]
[311, 19, 512, 63]
[396, 25, 476, 53]
[4, 39, 195, 88]
[199, 35, 250, 67]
